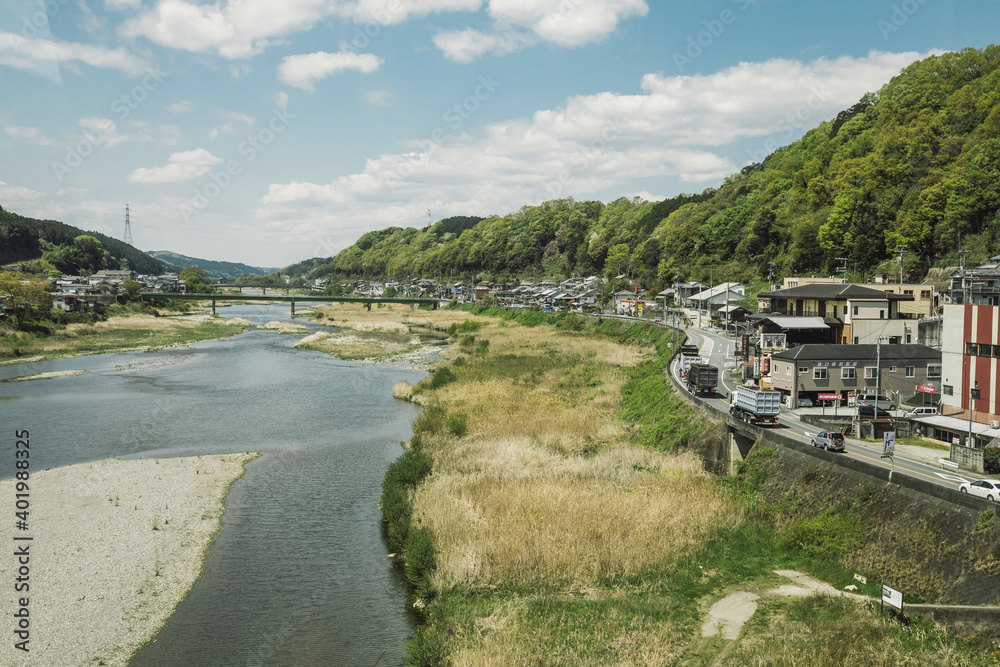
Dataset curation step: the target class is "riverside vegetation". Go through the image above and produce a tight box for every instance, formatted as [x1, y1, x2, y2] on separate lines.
[372, 305, 998, 666]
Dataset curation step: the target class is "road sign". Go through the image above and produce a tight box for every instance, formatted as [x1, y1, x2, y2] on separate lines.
[847, 390, 856, 407]
[818, 393, 843, 401]
[882, 431, 896, 458]
[854, 573, 868, 585]
[882, 584, 903, 610]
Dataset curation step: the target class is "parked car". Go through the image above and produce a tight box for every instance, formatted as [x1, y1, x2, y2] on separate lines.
[810, 430, 845, 451]
[905, 406, 937, 418]
[858, 405, 891, 417]
[959, 479, 1000, 502]
[796, 396, 814, 408]
[857, 394, 896, 411]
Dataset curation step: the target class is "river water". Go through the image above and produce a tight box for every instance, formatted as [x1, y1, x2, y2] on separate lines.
[0, 304, 427, 666]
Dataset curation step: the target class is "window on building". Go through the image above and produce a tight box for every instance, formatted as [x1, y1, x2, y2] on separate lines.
[842, 367, 856, 380]
[888, 365, 896, 372]
[786, 365, 791, 376]
[905, 366, 915, 378]
[798, 366, 808, 374]
[814, 368, 827, 380]
[943, 384, 953, 396]
[853, 306, 859, 315]
[927, 364, 941, 379]
[921, 290, 931, 299]
[993, 345, 1000, 358]
[854, 336, 859, 344]
[864, 367, 878, 379]
[842, 336, 847, 344]
[904, 290, 913, 295]
[905, 333, 912, 344]
[966, 342, 978, 356]
[832, 305, 838, 317]
[980, 343, 992, 357]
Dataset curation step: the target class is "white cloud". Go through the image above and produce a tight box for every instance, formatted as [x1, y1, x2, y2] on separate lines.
[105, 0, 143, 9]
[0, 32, 148, 75]
[168, 100, 193, 113]
[120, 0, 482, 59]
[75, 117, 182, 148]
[433, 28, 535, 64]
[128, 148, 223, 183]
[274, 91, 289, 111]
[5, 126, 58, 146]
[434, 0, 648, 61]
[277, 51, 383, 92]
[362, 89, 394, 106]
[256, 50, 931, 248]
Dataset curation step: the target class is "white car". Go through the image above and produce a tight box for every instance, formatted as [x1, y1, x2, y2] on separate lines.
[959, 479, 1000, 502]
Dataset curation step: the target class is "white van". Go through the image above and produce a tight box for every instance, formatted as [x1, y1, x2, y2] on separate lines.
[906, 406, 937, 418]
[857, 394, 896, 411]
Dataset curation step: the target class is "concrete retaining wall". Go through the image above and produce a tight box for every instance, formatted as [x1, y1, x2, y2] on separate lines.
[951, 443, 985, 474]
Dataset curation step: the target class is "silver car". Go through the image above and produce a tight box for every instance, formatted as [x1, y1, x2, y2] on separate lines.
[810, 430, 845, 452]
[959, 479, 1000, 502]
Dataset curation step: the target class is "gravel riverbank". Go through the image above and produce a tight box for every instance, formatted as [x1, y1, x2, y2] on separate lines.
[0, 453, 256, 666]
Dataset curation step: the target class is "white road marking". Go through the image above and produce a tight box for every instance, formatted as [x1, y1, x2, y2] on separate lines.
[936, 472, 972, 484]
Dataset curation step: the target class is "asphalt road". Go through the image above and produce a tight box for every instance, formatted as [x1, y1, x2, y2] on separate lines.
[675, 326, 976, 493]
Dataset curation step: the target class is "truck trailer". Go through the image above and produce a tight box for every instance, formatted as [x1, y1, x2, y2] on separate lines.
[686, 363, 718, 396]
[730, 385, 781, 426]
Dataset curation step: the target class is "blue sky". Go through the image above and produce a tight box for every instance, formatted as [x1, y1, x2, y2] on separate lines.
[0, 0, 996, 268]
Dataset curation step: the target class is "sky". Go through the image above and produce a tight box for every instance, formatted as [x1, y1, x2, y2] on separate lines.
[0, 0, 996, 269]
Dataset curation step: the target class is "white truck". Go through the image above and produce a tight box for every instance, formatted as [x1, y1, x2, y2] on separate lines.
[730, 385, 781, 426]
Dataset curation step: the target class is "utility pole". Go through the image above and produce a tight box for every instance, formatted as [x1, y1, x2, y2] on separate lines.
[896, 245, 906, 285]
[767, 261, 776, 291]
[959, 249, 970, 304]
[836, 257, 848, 283]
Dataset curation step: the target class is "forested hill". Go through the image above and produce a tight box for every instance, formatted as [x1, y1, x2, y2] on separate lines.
[0, 207, 167, 275]
[147, 251, 279, 279]
[292, 46, 1000, 289]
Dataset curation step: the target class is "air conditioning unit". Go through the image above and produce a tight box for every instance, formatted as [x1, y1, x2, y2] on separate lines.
[991, 420, 1000, 429]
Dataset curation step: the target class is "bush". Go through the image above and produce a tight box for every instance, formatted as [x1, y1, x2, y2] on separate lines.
[405, 625, 446, 667]
[445, 413, 468, 438]
[985, 447, 1000, 475]
[404, 525, 436, 597]
[428, 366, 456, 389]
[413, 405, 446, 434]
[381, 449, 433, 553]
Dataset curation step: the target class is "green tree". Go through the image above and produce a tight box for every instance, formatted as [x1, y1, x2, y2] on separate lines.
[179, 266, 212, 293]
[0, 272, 52, 328]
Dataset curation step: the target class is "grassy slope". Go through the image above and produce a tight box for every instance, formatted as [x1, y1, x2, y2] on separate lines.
[370, 306, 997, 666]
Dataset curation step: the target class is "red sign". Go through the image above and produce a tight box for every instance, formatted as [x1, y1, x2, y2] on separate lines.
[918, 384, 936, 394]
[818, 393, 843, 401]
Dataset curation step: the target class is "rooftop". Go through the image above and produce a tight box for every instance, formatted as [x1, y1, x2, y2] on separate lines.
[758, 283, 914, 301]
[772, 343, 941, 362]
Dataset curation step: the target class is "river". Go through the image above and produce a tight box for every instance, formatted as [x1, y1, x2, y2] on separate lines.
[0, 304, 428, 666]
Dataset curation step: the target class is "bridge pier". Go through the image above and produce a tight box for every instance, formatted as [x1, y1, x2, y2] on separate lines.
[211, 299, 216, 315]
[726, 419, 759, 475]
[291, 299, 295, 316]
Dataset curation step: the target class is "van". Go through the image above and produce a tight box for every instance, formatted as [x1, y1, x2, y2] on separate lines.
[857, 394, 896, 411]
[906, 406, 937, 418]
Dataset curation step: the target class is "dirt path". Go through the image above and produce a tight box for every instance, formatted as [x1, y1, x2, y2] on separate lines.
[682, 570, 866, 666]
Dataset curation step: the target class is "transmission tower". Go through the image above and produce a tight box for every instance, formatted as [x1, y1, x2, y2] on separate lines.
[123, 204, 133, 246]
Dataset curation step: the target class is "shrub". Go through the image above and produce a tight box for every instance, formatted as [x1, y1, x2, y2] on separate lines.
[445, 413, 468, 438]
[985, 447, 1000, 474]
[475, 338, 489, 356]
[381, 449, 433, 553]
[413, 405, 446, 434]
[404, 525, 436, 597]
[428, 366, 455, 389]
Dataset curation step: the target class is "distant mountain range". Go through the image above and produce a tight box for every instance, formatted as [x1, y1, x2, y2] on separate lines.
[146, 251, 281, 279]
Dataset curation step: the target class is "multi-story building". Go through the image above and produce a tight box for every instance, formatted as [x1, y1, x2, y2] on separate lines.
[757, 283, 916, 345]
[769, 343, 941, 409]
[948, 255, 1000, 305]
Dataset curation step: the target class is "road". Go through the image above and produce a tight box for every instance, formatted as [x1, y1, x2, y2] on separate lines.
[676, 326, 975, 494]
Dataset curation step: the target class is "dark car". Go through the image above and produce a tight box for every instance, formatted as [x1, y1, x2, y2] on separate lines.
[858, 405, 890, 417]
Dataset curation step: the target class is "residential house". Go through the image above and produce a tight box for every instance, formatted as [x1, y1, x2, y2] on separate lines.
[947, 255, 1000, 305]
[675, 281, 708, 307]
[757, 283, 916, 345]
[688, 283, 744, 314]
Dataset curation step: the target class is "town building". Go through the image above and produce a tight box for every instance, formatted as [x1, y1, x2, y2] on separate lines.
[756, 283, 916, 346]
[769, 343, 941, 409]
[947, 255, 1000, 305]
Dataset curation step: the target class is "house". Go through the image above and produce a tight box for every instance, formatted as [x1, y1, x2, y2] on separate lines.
[675, 281, 708, 307]
[757, 283, 916, 345]
[688, 283, 744, 314]
[769, 343, 941, 410]
[947, 255, 1000, 305]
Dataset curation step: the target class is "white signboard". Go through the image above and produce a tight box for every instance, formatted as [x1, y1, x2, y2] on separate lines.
[882, 431, 895, 458]
[761, 333, 786, 350]
[882, 584, 903, 610]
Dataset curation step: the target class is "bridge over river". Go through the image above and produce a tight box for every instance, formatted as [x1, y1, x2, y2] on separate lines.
[139, 291, 440, 315]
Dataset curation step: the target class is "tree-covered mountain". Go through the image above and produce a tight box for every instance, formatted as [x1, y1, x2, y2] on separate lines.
[147, 251, 280, 280]
[293, 46, 1000, 288]
[0, 206, 167, 275]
